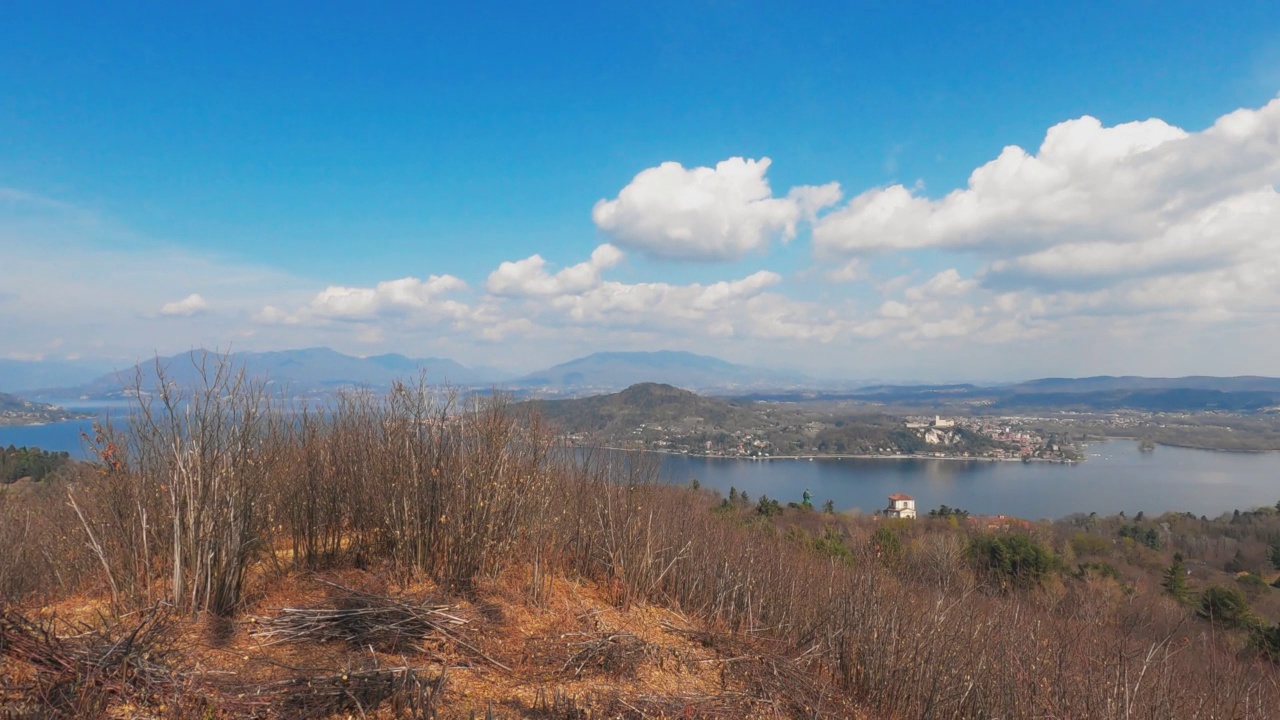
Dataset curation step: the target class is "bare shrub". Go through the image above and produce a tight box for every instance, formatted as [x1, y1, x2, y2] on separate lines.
[0, 481, 94, 604]
[72, 353, 282, 615]
[18, 351, 1280, 717]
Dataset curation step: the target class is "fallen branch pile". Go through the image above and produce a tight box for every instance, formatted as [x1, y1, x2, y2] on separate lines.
[224, 664, 448, 720]
[0, 604, 179, 717]
[249, 581, 511, 670]
[560, 632, 653, 679]
[661, 622, 855, 719]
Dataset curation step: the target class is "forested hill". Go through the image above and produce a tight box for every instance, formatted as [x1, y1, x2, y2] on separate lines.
[524, 383, 1015, 458]
[529, 382, 767, 436]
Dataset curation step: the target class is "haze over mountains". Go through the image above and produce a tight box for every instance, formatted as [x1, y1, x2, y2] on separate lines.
[7, 348, 815, 400]
[15, 348, 497, 400]
[754, 377, 1280, 413]
[513, 351, 812, 392]
[0, 359, 114, 394]
[5, 347, 1280, 414]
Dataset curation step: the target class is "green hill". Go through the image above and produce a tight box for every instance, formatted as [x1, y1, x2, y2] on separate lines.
[531, 382, 762, 437]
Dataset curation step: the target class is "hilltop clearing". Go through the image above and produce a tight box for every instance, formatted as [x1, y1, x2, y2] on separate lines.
[3, 371, 1280, 717]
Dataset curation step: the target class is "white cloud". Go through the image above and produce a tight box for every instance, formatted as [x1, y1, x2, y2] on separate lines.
[306, 275, 469, 321]
[8, 97, 1280, 380]
[251, 305, 301, 325]
[824, 258, 868, 283]
[0, 191, 306, 358]
[813, 95, 1280, 328]
[551, 271, 781, 324]
[593, 157, 840, 261]
[903, 269, 977, 302]
[159, 293, 210, 317]
[486, 244, 624, 297]
[815, 98, 1279, 261]
[478, 239, 855, 343]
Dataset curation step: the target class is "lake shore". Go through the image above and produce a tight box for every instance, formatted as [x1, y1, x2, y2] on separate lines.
[592, 445, 1079, 464]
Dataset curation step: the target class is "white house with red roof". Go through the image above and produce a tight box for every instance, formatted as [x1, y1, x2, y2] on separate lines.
[885, 493, 917, 519]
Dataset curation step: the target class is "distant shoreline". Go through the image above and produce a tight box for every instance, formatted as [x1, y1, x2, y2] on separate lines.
[0, 415, 92, 428]
[590, 445, 1078, 464]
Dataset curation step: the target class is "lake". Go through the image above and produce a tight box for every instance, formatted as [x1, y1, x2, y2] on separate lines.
[5, 419, 1280, 520]
[657, 443, 1280, 520]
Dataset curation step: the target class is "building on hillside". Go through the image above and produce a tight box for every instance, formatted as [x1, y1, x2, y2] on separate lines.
[885, 493, 917, 519]
[966, 514, 1033, 531]
[905, 415, 956, 430]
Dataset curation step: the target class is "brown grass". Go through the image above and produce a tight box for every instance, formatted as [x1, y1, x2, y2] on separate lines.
[2, 356, 1279, 717]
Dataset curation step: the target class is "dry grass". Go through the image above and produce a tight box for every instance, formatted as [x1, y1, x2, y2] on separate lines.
[2, 357, 1279, 717]
[3, 566, 828, 718]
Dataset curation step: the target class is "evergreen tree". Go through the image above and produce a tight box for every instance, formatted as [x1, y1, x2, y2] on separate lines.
[1225, 548, 1248, 574]
[1163, 553, 1189, 602]
[1199, 585, 1254, 628]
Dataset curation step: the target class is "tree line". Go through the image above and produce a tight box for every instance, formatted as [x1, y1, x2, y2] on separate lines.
[0, 445, 71, 483]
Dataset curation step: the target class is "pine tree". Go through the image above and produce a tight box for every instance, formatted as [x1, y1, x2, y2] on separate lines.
[1225, 548, 1247, 574]
[1163, 553, 1189, 602]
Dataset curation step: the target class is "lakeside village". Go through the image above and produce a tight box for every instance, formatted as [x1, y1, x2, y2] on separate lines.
[566, 414, 1085, 463]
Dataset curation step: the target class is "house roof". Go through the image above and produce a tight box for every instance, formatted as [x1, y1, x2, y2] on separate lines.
[888, 493, 914, 501]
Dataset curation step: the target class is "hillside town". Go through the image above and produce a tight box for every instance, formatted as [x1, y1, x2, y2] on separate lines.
[564, 410, 1084, 462]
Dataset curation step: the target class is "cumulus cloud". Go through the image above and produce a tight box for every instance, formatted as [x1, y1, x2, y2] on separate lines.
[593, 157, 840, 261]
[253, 275, 472, 330]
[812, 95, 1280, 329]
[11, 98, 1280, 379]
[159, 293, 210, 317]
[903, 269, 977, 302]
[815, 98, 1279, 266]
[481, 239, 853, 343]
[486, 244, 624, 297]
[551, 271, 781, 324]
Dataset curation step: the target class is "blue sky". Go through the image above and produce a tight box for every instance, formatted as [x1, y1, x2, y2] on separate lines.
[2, 2, 1279, 380]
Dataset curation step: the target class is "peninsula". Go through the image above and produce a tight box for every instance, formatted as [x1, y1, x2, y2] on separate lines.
[0, 392, 90, 427]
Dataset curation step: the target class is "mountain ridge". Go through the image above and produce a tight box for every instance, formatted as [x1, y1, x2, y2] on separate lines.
[24, 347, 495, 400]
[513, 350, 809, 392]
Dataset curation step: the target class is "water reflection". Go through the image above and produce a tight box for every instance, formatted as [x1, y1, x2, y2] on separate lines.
[5, 420, 1279, 521]
[659, 442, 1280, 520]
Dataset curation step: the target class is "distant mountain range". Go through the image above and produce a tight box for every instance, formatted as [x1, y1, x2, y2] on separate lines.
[510, 351, 810, 393]
[0, 359, 114, 394]
[8, 345, 1280, 415]
[12, 348, 807, 401]
[21, 348, 500, 401]
[758, 376, 1280, 414]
